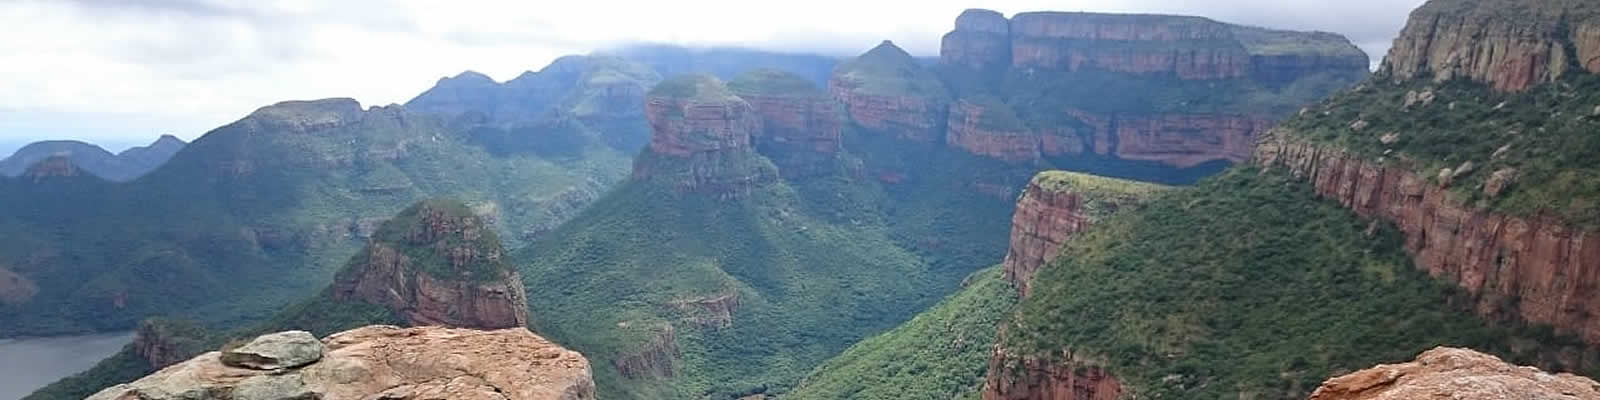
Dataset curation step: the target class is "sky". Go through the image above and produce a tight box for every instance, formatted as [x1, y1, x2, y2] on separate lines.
[0, 0, 1426, 155]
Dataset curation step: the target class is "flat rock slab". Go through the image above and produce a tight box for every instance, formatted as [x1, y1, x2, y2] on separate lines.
[220, 330, 324, 371]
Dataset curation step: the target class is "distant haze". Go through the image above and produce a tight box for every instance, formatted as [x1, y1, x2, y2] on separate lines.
[0, 0, 1425, 147]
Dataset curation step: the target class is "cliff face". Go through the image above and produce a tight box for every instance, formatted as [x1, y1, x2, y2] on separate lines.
[612, 324, 681, 379]
[942, 9, 1013, 71]
[1382, 0, 1600, 92]
[332, 200, 529, 330]
[21, 155, 82, 182]
[632, 74, 774, 196]
[1256, 133, 1600, 345]
[1003, 171, 1166, 297]
[132, 319, 209, 370]
[947, 98, 1039, 162]
[90, 326, 596, 400]
[1056, 108, 1269, 168]
[982, 350, 1123, 400]
[828, 41, 951, 142]
[1308, 347, 1600, 400]
[1010, 12, 1251, 80]
[729, 69, 844, 178]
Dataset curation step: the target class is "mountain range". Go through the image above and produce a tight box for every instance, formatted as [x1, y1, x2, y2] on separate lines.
[0, 135, 186, 182]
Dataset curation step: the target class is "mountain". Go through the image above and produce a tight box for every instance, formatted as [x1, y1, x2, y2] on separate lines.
[976, 1, 1600, 398]
[0, 93, 630, 338]
[603, 44, 840, 88]
[0, 135, 186, 181]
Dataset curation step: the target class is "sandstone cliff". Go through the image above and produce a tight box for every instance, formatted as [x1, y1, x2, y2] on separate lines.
[1256, 132, 1600, 345]
[89, 325, 596, 400]
[332, 199, 529, 330]
[1002, 171, 1166, 297]
[1307, 347, 1600, 400]
[829, 41, 951, 142]
[1382, 0, 1600, 92]
[729, 69, 844, 178]
[612, 323, 681, 379]
[982, 349, 1122, 400]
[632, 74, 776, 196]
[947, 97, 1039, 162]
[1010, 12, 1252, 80]
[941, 9, 1013, 71]
[1058, 108, 1271, 168]
[133, 318, 210, 370]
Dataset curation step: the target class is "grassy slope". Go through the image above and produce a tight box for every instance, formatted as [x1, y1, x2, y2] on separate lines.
[1280, 74, 1600, 228]
[1004, 167, 1597, 399]
[786, 267, 1017, 400]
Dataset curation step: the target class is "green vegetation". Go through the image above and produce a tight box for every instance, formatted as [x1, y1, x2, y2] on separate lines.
[648, 74, 745, 102]
[357, 199, 512, 283]
[1005, 167, 1599, 399]
[1230, 26, 1367, 58]
[728, 68, 826, 98]
[787, 267, 1017, 400]
[1280, 74, 1600, 228]
[831, 42, 949, 98]
[958, 95, 1029, 133]
[519, 127, 1025, 399]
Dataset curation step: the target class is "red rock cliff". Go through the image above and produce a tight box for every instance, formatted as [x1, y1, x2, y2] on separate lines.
[829, 41, 951, 142]
[947, 98, 1040, 162]
[942, 9, 1013, 71]
[1256, 132, 1600, 345]
[1002, 171, 1165, 297]
[982, 349, 1123, 400]
[632, 74, 774, 195]
[730, 69, 843, 178]
[1382, 0, 1600, 92]
[332, 200, 529, 330]
[1307, 347, 1600, 400]
[1009, 12, 1250, 80]
[1056, 108, 1269, 168]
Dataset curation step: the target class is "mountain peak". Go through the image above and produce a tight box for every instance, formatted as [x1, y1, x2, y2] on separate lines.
[243, 98, 366, 132]
[436, 70, 498, 88]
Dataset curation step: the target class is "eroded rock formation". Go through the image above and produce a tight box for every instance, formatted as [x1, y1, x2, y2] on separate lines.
[942, 9, 1013, 71]
[21, 155, 82, 181]
[982, 349, 1123, 400]
[1382, 1, 1600, 92]
[730, 69, 843, 178]
[829, 41, 951, 142]
[1010, 12, 1250, 80]
[1002, 171, 1166, 297]
[89, 325, 596, 400]
[134, 319, 209, 370]
[1307, 347, 1600, 400]
[947, 98, 1039, 162]
[1256, 133, 1600, 345]
[332, 200, 529, 330]
[633, 74, 774, 195]
[613, 323, 681, 379]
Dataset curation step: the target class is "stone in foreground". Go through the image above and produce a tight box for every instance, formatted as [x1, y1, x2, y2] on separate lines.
[89, 325, 596, 400]
[219, 330, 323, 371]
[1308, 347, 1600, 400]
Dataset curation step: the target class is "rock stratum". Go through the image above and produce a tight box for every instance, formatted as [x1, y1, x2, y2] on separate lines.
[982, 351, 1122, 400]
[632, 74, 783, 196]
[1382, 0, 1600, 92]
[1002, 171, 1165, 297]
[88, 325, 596, 400]
[332, 199, 529, 330]
[1307, 347, 1600, 400]
[829, 41, 952, 143]
[729, 69, 843, 178]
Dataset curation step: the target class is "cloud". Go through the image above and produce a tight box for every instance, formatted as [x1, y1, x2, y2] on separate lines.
[0, 0, 1426, 146]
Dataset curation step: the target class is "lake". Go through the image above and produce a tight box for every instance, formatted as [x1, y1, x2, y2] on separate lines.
[0, 332, 134, 400]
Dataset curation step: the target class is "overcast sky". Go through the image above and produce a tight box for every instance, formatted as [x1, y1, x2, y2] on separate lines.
[0, 0, 1425, 154]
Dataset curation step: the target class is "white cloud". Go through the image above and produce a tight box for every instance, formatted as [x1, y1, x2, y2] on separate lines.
[0, 0, 1425, 149]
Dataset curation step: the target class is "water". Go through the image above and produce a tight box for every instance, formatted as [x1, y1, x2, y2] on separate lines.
[0, 332, 134, 400]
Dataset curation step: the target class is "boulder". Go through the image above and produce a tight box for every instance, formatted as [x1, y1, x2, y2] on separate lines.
[1308, 347, 1600, 400]
[219, 331, 324, 371]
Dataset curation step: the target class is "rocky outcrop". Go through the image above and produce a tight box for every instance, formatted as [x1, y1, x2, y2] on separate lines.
[1009, 12, 1251, 80]
[1307, 347, 1600, 400]
[632, 74, 774, 195]
[0, 265, 36, 306]
[1002, 171, 1165, 297]
[947, 98, 1039, 162]
[942, 9, 1013, 71]
[332, 200, 529, 330]
[669, 292, 740, 329]
[1256, 133, 1600, 345]
[829, 41, 951, 142]
[1058, 108, 1269, 168]
[134, 318, 210, 369]
[21, 155, 82, 181]
[729, 69, 843, 178]
[613, 323, 680, 379]
[241, 98, 368, 134]
[982, 349, 1123, 400]
[89, 325, 596, 400]
[1381, 0, 1600, 92]
[220, 331, 324, 371]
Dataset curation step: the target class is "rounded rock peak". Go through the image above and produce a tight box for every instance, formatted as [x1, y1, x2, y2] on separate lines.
[649, 74, 744, 103]
[247, 98, 364, 122]
[439, 70, 496, 86]
[955, 8, 1009, 33]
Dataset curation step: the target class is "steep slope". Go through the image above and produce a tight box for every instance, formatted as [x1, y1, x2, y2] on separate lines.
[985, 168, 1599, 400]
[1267, 0, 1600, 348]
[931, 9, 1368, 179]
[1381, 0, 1600, 92]
[0, 135, 185, 181]
[0, 96, 628, 338]
[518, 73, 1021, 399]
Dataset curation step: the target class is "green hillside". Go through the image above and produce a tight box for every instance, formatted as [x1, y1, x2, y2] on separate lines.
[1001, 167, 1598, 399]
[787, 267, 1016, 400]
